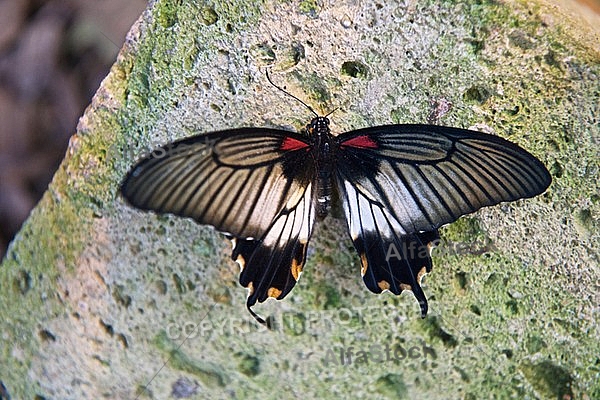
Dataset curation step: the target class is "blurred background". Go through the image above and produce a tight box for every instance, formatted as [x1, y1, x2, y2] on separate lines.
[0, 0, 598, 259]
[0, 0, 146, 259]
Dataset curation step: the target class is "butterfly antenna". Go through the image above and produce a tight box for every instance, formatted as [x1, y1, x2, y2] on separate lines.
[324, 107, 339, 118]
[265, 69, 319, 117]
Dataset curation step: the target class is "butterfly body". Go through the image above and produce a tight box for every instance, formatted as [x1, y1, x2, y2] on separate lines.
[122, 115, 551, 323]
[296, 116, 337, 218]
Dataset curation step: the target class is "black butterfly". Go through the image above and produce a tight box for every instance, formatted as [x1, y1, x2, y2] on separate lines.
[121, 88, 551, 323]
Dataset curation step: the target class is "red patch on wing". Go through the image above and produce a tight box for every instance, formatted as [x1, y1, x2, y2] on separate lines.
[341, 135, 379, 149]
[280, 137, 310, 151]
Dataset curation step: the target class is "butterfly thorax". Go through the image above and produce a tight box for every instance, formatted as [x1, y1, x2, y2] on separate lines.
[306, 116, 336, 218]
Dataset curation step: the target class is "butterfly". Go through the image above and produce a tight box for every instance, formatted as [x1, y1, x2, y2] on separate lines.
[121, 82, 551, 323]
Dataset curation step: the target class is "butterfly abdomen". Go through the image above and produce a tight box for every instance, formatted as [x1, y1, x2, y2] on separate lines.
[316, 165, 333, 218]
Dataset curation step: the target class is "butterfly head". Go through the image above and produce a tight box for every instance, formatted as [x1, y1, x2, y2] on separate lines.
[307, 116, 330, 137]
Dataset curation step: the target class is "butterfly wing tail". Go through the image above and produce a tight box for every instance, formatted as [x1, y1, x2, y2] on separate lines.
[356, 230, 439, 318]
[233, 236, 309, 323]
[231, 183, 315, 323]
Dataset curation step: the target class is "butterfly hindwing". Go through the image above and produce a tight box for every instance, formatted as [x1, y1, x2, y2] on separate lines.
[337, 178, 440, 316]
[231, 182, 315, 322]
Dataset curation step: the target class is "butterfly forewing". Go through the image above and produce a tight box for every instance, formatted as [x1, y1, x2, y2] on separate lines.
[336, 124, 551, 234]
[122, 128, 313, 239]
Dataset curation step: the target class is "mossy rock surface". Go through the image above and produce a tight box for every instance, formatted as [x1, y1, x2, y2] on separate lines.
[1, 0, 598, 398]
